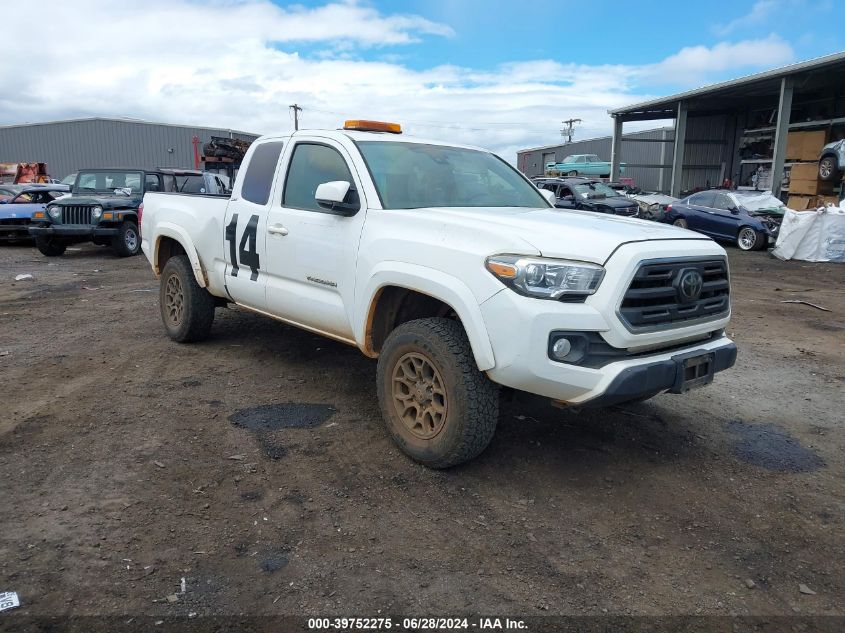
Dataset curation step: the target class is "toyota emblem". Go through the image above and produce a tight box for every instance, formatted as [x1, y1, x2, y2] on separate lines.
[678, 270, 704, 302]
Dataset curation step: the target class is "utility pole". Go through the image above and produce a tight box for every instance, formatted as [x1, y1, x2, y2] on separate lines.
[560, 118, 582, 143]
[289, 103, 302, 131]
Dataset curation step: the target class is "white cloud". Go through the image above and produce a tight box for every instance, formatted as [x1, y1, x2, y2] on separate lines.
[0, 0, 797, 161]
[638, 35, 795, 84]
[714, 0, 779, 35]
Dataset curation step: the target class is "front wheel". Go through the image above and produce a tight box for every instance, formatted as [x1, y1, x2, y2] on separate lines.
[818, 156, 838, 181]
[376, 318, 499, 469]
[35, 236, 66, 257]
[737, 226, 763, 251]
[159, 255, 215, 343]
[112, 221, 141, 257]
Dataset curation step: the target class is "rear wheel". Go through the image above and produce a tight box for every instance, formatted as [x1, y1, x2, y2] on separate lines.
[377, 318, 499, 468]
[112, 221, 141, 257]
[818, 156, 838, 181]
[159, 255, 215, 342]
[35, 236, 66, 257]
[672, 218, 688, 229]
[737, 226, 762, 251]
[567, 170, 578, 176]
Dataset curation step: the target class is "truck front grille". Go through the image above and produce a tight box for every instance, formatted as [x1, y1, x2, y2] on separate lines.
[619, 258, 730, 330]
[61, 205, 93, 225]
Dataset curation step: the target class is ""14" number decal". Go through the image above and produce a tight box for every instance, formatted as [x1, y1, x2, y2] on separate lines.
[225, 213, 260, 281]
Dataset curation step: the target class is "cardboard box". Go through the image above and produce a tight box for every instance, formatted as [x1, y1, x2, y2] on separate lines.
[786, 130, 827, 161]
[787, 194, 840, 210]
[789, 162, 819, 181]
[789, 178, 834, 195]
[787, 195, 814, 210]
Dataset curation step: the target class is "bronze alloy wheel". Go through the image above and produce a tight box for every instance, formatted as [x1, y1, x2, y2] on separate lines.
[391, 351, 448, 440]
[164, 273, 185, 327]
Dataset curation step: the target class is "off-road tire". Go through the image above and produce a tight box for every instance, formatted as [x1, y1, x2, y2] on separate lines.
[35, 236, 66, 257]
[112, 221, 141, 257]
[159, 255, 215, 343]
[376, 317, 499, 468]
[737, 226, 763, 251]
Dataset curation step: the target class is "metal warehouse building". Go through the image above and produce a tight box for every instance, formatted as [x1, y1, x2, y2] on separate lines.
[517, 127, 675, 191]
[520, 51, 845, 202]
[607, 51, 845, 199]
[0, 117, 260, 180]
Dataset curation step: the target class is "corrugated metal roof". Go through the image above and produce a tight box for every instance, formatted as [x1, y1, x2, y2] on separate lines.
[0, 116, 259, 137]
[610, 50, 845, 116]
[517, 126, 672, 154]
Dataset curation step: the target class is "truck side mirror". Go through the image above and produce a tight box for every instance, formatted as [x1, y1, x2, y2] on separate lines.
[540, 189, 556, 206]
[315, 180, 360, 215]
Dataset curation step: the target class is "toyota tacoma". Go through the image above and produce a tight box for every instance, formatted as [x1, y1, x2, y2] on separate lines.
[140, 120, 737, 468]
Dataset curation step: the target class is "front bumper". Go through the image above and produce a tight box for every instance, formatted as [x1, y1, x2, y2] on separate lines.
[28, 225, 119, 238]
[479, 241, 735, 405]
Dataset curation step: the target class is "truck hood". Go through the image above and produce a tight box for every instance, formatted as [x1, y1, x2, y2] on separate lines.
[420, 206, 710, 264]
[54, 194, 142, 209]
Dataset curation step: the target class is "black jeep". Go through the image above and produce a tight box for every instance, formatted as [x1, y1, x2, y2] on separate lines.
[28, 168, 175, 257]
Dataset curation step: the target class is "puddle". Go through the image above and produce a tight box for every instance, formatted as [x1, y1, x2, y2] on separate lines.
[229, 403, 335, 431]
[726, 420, 825, 473]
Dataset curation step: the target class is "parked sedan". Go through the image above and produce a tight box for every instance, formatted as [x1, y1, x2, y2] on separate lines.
[0, 184, 70, 241]
[536, 177, 640, 216]
[663, 190, 785, 251]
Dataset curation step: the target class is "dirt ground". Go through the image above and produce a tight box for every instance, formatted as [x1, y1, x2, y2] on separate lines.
[1, 241, 843, 622]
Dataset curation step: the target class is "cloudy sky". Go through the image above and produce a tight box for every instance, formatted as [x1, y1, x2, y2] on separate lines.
[3, 0, 843, 160]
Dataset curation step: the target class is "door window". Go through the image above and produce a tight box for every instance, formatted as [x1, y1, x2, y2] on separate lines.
[713, 194, 735, 211]
[242, 141, 284, 205]
[689, 191, 715, 208]
[283, 143, 354, 212]
[576, 156, 587, 164]
[144, 174, 162, 192]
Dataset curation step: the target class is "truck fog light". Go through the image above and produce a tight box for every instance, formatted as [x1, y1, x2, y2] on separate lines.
[551, 338, 572, 360]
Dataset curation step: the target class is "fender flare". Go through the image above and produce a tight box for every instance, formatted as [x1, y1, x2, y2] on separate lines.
[356, 262, 496, 371]
[153, 223, 207, 288]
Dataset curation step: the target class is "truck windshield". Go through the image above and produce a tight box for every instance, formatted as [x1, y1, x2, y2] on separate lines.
[75, 171, 143, 194]
[356, 141, 548, 209]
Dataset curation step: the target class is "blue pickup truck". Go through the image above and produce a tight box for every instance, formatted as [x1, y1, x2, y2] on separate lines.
[545, 154, 625, 177]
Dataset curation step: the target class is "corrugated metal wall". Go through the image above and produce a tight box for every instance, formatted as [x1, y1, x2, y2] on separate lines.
[517, 127, 674, 191]
[0, 119, 259, 179]
[518, 116, 736, 194]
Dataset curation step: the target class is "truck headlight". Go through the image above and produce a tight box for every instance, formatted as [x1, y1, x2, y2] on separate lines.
[48, 205, 62, 219]
[91, 206, 103, 219]
[485, 255, 605, 300]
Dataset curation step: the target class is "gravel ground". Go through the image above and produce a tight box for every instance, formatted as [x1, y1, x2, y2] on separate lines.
[0, 242, 843, 622]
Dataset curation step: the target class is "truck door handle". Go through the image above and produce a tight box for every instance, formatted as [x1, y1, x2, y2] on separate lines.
[268, 224, 289, 236]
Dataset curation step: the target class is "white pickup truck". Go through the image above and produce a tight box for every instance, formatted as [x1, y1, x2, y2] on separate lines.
[141, 120, 736, 468]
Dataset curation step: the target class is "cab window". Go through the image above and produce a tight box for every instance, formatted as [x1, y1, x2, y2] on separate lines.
[283, 143, 354, 212]
[242, 141, 284, 205]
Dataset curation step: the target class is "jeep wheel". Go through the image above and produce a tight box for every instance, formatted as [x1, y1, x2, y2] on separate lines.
[818, 156, 838, 181]
[35, 236, 66, 257]
[113, 221, 141, 257]
[377, 317, 499, 468]
[159, 255, 215, 343]
[737, 226, 762, 251]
